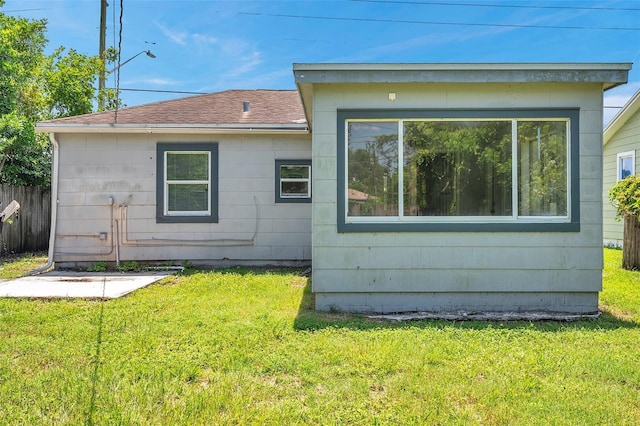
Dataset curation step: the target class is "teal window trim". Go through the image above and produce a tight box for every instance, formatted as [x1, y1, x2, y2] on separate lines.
[156, 142, 219, 223]
[275, 159, 312, 203]
[337, 109, 580, 233]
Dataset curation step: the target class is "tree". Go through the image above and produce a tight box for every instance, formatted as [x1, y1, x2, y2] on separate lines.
[609, 175, 640, 269]
[347, 129, 399, 216]
[0, 3, 107, 186]
[0, 8, 47, 186]
[403, 121, 512, 216]
[44, 47, 102, 118]
[97, 46, 123, 111]
[0, 112, 48, 186]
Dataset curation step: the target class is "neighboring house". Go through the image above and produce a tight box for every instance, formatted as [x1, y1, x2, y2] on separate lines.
[603, 89, 640, 247]
[38, 62, 631, 314]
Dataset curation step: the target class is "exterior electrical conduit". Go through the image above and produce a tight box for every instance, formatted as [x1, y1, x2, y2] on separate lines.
[28, 131, 256, 275]
[118, 196, 259, 247]
[54, 197, 115, 256]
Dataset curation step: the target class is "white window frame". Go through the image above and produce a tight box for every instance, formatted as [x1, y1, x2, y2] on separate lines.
[280, 166, 311, 198]
[164, 150, 212, 217]
[344, 117, 571, 224]
[616, 150, 635, 182]
[275, 159, 312, 203]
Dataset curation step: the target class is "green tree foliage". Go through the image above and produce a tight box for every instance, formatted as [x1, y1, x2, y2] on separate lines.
[0, 112, 48, 187]
[97, 46, 123, 111]
[609, 175, 640, 270]
[348, 140, 397, 195]
[517, 121, 567, 216]
[347, 119, 568, 218]
[0, 12, 47, 117]
[0, 9, 47, 186]
[609, 174, 640, 219]
[44, 47, 102, 118]
[347, 126, 399, 216]
[0, 2, 105, 186]
[403, 121, 513, 216]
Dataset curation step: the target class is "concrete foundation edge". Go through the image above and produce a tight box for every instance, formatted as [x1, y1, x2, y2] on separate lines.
[314, 292, 599, 314]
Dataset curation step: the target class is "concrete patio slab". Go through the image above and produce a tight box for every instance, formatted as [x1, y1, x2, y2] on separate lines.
[0, 271, 173, 299]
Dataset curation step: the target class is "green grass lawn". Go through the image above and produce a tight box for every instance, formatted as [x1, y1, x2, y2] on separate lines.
[0, 249, 639, 425]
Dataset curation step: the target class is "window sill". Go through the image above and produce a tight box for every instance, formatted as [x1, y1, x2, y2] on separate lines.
[338, 221, 579, 233]
[156, 215, 218, 224]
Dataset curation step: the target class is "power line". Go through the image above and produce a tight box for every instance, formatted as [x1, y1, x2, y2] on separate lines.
[108, 88, 208, 95]
[110, 88, 626, 107]
[1, 8, 50, 13]
[115, 0, 124, 122]
[350, 0, 640, 12]
[239, 12, 640, 31]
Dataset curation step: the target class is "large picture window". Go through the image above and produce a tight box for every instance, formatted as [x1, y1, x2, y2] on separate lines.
[338, 110, 579, 232]
[156, 143, 218, 223]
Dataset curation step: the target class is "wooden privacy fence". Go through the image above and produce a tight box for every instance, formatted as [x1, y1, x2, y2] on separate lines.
[0, 186, 51, 255]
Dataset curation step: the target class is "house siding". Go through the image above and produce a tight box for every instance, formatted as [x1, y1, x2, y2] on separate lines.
[53, 132, 311, 266]
[311, 82, 604, 313]
[603, 108, 640, 247]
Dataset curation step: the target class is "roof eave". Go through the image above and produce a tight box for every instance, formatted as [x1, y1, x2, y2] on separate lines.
[295, 81, 314, 132]
[293, 62, 632, 86]
[35, 123, 310, 135]
[293, 63, 633, 132]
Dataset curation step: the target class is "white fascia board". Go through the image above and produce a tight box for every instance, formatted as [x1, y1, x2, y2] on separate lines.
[35, 123, 310, 134]
[604, 89, 640, 146]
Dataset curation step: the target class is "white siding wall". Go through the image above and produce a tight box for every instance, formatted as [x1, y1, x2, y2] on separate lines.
[312, 82, 604, 313]
[53, 132, 311, 266]
[603, 109, 640, 247]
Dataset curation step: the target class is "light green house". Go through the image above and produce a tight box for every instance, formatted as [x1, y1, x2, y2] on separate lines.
[603, 89, 640, 248]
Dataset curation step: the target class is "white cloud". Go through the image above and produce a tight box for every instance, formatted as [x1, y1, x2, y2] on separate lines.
[151, 21, 263, 87]
[227, 51, 263, 77]
[154, 21, 188, 46]
[605, 83, 640, 107]
[196, 65, 293, 93]
[193, 34, 218, 46]
[144, 78, 179, 86]
[155, 22, 219, 50]
[604, 82, 640, 127]
[122, 77, 181, 87]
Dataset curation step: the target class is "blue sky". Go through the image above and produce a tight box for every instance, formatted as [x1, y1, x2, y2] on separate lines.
[4, 0, 640, 124]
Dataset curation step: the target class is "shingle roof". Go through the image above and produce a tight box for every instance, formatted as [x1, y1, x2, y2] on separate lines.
[38, 89, 306, 128]
[348, 188, 375, 201]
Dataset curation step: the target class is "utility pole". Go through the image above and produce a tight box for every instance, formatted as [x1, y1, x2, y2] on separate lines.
[98, 0, 108, 110]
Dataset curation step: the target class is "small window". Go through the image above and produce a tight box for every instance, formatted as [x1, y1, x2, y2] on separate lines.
[156, 143, 218, 223]
[275, 160, 311, 203]
[617, 151, 635, 181]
